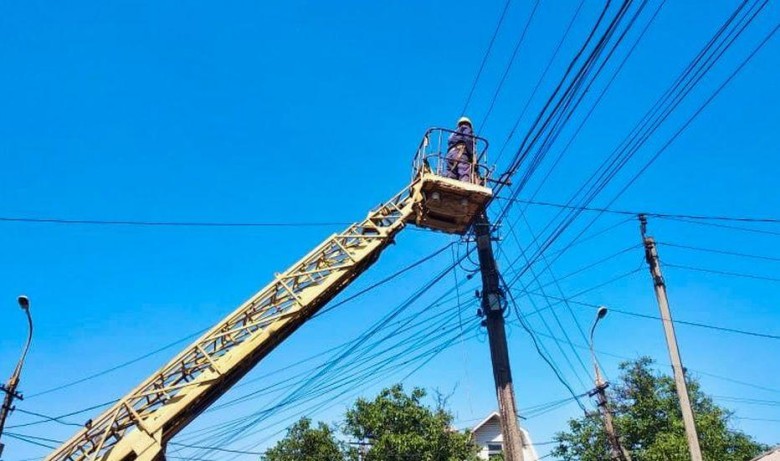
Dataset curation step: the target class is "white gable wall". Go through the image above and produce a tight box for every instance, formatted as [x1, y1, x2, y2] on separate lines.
[471, 414, 540, 461]
[473, 417, 503, 459]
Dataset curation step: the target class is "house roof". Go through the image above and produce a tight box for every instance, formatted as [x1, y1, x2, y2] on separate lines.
[470, 411, 501, 434]
[751, 446, 780, 461]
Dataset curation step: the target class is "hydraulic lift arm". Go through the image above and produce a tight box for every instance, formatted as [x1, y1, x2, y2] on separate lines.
[47, 186, 418, 461]
[46, 128, 494, 461]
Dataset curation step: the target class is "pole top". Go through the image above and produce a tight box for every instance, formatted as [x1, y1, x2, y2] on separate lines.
[638, 214, 648, 239]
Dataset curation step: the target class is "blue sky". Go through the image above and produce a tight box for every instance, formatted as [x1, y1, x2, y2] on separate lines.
[1, 1, 779, 459]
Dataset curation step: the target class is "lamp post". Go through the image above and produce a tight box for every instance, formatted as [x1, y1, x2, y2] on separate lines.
[588, 306, 631, 461]
[0, 295, 34, 457]
[589, 306, 608, 386]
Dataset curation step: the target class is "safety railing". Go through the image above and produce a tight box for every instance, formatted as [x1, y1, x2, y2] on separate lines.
[412, 127, 492, 187]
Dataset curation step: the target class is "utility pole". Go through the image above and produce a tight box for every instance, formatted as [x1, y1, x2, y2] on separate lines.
[0, 295, 33, 458]
[474, 214, 524, 461]
[589, 307, 632, 461]
[639, 216, 703, 461]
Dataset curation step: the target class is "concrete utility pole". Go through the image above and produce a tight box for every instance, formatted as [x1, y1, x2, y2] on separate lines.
[588, 307, 632, 461]
[639, 216, 703, 461]
[0, 296, 34, 458]
[474, 214, 524, 461]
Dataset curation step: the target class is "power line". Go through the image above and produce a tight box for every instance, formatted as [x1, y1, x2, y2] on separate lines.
[478, 0, 541, 131]
[659, 242, 780, 263]
[314, 242, 454, 318]
[11, 408, 82, 428]
[168, 442, 265, 456]
[504, 0, 648, 197]
[496, 0, 631, 191]
[517, 0, 666, 206]
[172, 306, 477, 452]
[460, 0, 513, 115]
[500, 272, 588, 411]
[25, 330, 207, 399]
[495, 0, 772, 282]
[609, 4, 778, 201]
[492, 0, 657, 277]
[184, 276, 479, 449]
[503, 219, 592, 389]
[23, 244, 451, 407]
[8, 400, 116, 430]
[182, 316, 480, 459]
[714, 395, 780, 407]
[493, 0, 586, 167]
[664, 262, 780, 283]
[3, 432, 58, 450]
[503, 197, 780, 224]
[520, 293, 780, 342]
[734, 416, 780, 423]
[0, 216, 351, 228]
[5, 432, 63, 445]
[524, 325, 780, 397]
[663, 216, 780, 237]
[180, 253, 478, 458]
[613, 307, 780, 341]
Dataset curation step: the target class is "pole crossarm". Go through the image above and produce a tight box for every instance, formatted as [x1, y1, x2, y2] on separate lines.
[47, 185, 418, 461]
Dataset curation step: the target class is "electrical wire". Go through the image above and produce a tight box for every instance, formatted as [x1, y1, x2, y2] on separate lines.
[664, 262, 780, 283]
[494, 0, 772, 283]
[528, 294, 780, 342]
[180, 252, 477, 458]
[503, 222, 592, 388]
[478, 0, 541, 131]
[8, 400, 116, 430]
[500, 197, 780, 224]
[658, 242, 780, 263]
[460, 0, 513, 115]
[3, 432, 59, 450]
[493, 0, 586, 167]
[0, 216, 350, 228]
[500, 272, 588, 411]
[314, 242, 454, 318]
[25, 330, 207, 399]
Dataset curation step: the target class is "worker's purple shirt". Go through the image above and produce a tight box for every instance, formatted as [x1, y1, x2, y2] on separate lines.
[448, 124, 475, 159]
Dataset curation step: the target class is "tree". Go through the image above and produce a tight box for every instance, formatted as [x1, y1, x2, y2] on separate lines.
[264, 417, 352, 461]
[343, 384, 481, 461]
[552, 357, 767, 461]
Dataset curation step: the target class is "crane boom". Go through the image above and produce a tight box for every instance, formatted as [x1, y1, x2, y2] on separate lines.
[47, 128, 493, 461]
[48, 185, 418, 461]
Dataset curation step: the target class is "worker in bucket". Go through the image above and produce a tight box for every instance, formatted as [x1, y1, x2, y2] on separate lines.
[445, 116, 476, 182]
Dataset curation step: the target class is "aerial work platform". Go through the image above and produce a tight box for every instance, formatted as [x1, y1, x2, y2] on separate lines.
[45, 127, 496, 461]
[411, 127, 493, 234]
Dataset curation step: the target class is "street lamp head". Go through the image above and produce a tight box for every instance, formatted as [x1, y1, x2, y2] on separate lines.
[596, 306, 608, 320]
[18, 295, 30, 310]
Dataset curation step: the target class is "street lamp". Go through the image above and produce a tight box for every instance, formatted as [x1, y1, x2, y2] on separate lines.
[0, 295, 34, 457]
[588, 305, 632, 461]
[589, 306, 608, 385]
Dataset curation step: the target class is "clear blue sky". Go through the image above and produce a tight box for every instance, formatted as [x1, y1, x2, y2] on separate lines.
[1, 1, 779, 459]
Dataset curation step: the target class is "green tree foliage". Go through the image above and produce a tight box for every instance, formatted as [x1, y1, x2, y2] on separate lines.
[263, 417, 351, 461]
[552, 357, 767, 461]
[343, 384, 481, 461]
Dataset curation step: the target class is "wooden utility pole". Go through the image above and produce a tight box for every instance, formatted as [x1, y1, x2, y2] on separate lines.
[474, 214, 525, 461]
[639, 215, 703, 461]
[589, 374, 632, 461]
[589, 307, 632, 461]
